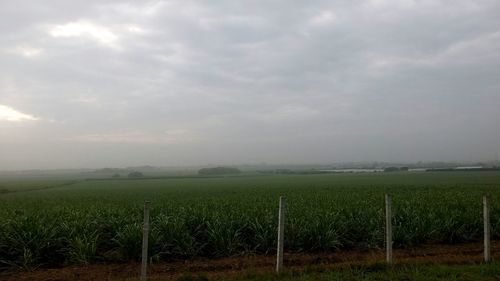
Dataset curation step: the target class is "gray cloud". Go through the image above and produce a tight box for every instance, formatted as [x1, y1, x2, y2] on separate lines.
[1, 0, 500, 169]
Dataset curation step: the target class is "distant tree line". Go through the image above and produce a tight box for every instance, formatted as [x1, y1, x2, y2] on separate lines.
[198, 167, 241, 175]
[427, 167, 500, 172]
[384, 167, 409, 172]
[258, 169, 330, 175]
[127, 171, 144, 178]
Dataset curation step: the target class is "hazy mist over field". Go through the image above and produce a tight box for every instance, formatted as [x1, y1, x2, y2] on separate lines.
[1, 0, 500, 170]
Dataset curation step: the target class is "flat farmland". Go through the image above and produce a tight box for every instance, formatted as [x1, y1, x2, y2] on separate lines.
[0, 171, 499, 269]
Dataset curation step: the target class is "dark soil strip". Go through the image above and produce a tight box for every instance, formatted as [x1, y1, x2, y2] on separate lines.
[1, 241, 499, 281]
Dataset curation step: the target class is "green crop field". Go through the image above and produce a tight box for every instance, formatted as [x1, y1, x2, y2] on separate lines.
[0, 171, 499, 269]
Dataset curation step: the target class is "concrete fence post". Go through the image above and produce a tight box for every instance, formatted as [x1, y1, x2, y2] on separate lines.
[141, 200, 151, 281]
[484, 195, 491, 263]
[385, 194, 393, 264]
[276, 196, 285, 273]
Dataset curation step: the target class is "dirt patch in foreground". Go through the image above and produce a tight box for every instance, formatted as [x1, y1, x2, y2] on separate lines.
[1, 242, 499, 281]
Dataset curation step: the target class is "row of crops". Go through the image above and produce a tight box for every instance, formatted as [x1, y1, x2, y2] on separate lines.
[0, 172, 499, 268]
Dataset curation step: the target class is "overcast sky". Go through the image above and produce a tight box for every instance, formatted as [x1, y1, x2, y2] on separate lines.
[1, 0, 499, 170]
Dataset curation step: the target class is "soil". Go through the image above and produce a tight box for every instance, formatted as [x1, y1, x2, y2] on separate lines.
[1, 241, 499, 281]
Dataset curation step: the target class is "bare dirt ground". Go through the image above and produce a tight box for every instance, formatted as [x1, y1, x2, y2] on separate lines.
[1, 242, 499, 281]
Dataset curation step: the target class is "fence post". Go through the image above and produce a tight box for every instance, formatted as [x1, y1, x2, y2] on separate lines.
[385, 194, 393, 264]
[141, 200, 151, 281]
[276, 196, 285, 273]
[484, 195, 491, 263]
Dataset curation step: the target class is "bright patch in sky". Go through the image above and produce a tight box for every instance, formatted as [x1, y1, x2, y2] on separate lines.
[0, 105, 38, 122]
[49, 21, 118, 47]
[309, 11, 336, 26]
[15, 46, 42, 57]
[126, 25, 144, 33]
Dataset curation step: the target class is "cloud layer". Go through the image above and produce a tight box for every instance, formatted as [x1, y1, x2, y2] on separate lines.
[1, 0, 500, 169]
